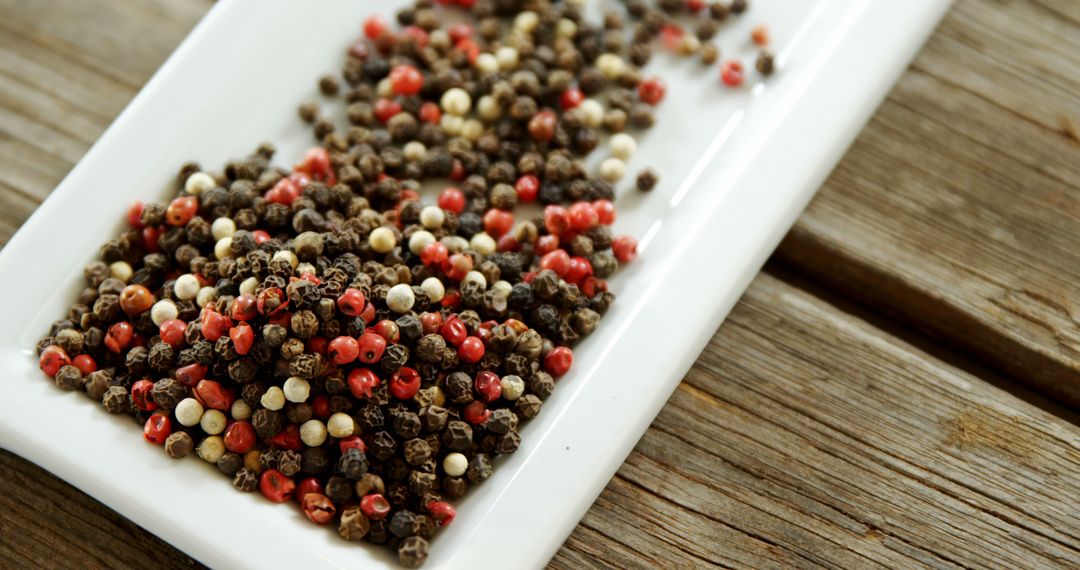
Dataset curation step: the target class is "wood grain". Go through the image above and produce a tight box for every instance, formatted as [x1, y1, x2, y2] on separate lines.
[2, 0, 1080, 568]
[554, 274, 1080, 569]
[778, 0, 1080, 405]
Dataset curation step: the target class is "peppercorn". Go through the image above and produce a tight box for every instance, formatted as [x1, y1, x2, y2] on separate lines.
[165, 431, 194, 458]
[757, 51, 775, 76]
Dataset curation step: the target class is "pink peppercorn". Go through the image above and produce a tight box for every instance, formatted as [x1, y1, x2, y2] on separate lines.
[195, 379, 232, 411]
[458, 336, 485, 364]
[301, 493, 337, 525]
[545, 346, 574, 377]
[540, 249, 572, 277]
[126, 201, 144, 228]
[437, 187, 465, 213]
[428, 501, 456, 527]
[564, 257, 593, 284]
[72, 354, 97, 375]
[38, 345, 71, 377]
[463, 400, 491, 425]
[260, 469, 295, 503]
[131, 379, 158, 412]
[230, 322, 254, 355]
[390, 367, 421, 400]
[361, 493, 392, 520]
[421, 241, 449, 266]
[419, 312, 443, 335]
[373, 319, 400, 343]
[638, 77, 667, 105]
[389, 65, 424, 96]
[159, 319, 187, 348]
[612, 235, 638, 263]
[483, 209, 515, 238]
[543, 205, 571, 236]
[474, 371, 502, 403]
[593, 200, 616, 225]
[296, 477, 324, 503]
[443, 253, 473, 281]
[348, 368, 381, 399]
[104, 321, 134, 353]
[224, 421, 256, 454]
[165, 196, 198, 227]
[328, 335, 360, 365]
[515, 175, 540, 203]
[440, 317, 467, 347]
[363, 15, 389, 40]
[143, 414, 171, 445]
[568, 202, 599, 231]
[560, 87, 585, 110]
[336, 288, 366, 317]
[356, 332, 386, 363]
[721, 60, 746, 87]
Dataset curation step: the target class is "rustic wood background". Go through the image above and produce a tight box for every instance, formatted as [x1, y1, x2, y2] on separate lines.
[1, 0, 1078, 567]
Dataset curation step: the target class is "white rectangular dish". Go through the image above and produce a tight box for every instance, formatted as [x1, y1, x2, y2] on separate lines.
[0, 0, 949, 567]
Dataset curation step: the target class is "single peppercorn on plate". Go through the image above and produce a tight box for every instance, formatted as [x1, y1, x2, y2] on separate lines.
[0, 0, 949, 567]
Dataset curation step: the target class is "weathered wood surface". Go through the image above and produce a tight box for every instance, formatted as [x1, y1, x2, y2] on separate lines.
[778, 0, 1080, 405]
[1, 0, 1079, 568]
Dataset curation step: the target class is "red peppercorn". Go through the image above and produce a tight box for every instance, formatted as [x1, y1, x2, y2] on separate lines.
[260, 469, 296, 503]
[373, 319, 400, 343]
[455, 38, 479, 64]
[463, 400, 491, 425]
[126, 201, 144, 228]
[361, 493, 392, 520]
[401, 25, 429, 48]
[560, 87, 585, 110]
[439, 317, 467, 347]
[389, 65, 424, 96]
[252, 230, 270, 244]
[224, 420, 256, 454]
[175, 363, 206, 387]
[165, 196, 198, 227]
[348, 368, 381, 399]
[390, 367, 421, 400]
[638, 77, 667, 105]
[593, 200, 616, 225]
[363, 15, 389, 40]
[568, 202, 599, 231]
[307, 336, 329, 355]
[448, 23, 472, 43]
[296, 477, 324, 503]
[721, 60, 745, 87]
[104, 321, 134, 353]
[483, 209, 514, 238]
[443, 253, 473, 281]
[297, 147, 332, 182]
[497, 234, 521, 252]
[159, 319, 187, 348]
[38, 345, 71, 377]
[265, 177, 301, 206]
[200, 309, 231, 342]
[338, 435, 366, 454]
[419, 311, 443, 335]
[418, 101, 442, 125]
[131, 379, 158, 412]
[545, 346, 574, 377]
[564, 257, 593, 284]
[437, 187, 465, 214]
[143, 413, 171, 445]
[336, 288, 366, 317]
[543, 205, 571, 236]
[195, 379, 232, 411]
[360, 301, 376, 324]
[328, 335, 360, 365]
[515, 175, 540, 203]
[687, 0, 706, 11]
[311, 394, 331, 419]
[660, 24, 684, 51]
[301, 493, 337, 525]
[441, 289, 461, 309]
[612, 235, 638, 263]
[373, 98, 402, 123]
[256, 287, 287, 316]
[540, 249, 571, 277]
[751, 24, 770, 46]
[72, 353, 97, 375]
[141, 226, 163, 253]
[356, 332, 386, 363]
[268, 423, 302, 451]
[428, 501, 456, 527]
[474, 371, 502, 403]
[421, 241, 449, 266]
[458, 336, 485, 364]
[535, 235, 559, 256]
[230, 322, 254, 355]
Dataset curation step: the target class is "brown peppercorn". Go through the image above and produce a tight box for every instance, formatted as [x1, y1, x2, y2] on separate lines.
[233, 467, 259, 492]
[701, 43, 720, 65]
[319, 75, 340, 96]
[355, 472, 386, 497]
[102, 385, 130, 414]
[732, 0, 748, 14]
[398, 536, 429, 568]
[636, 167, 659, 192]
[54, 365, 82, 391]
[442, 420, 473, 452]
[757, 51, 775, 76]
[217, 452, 244, 476]
[339, 506, 371, 541]
[165, 432, 194, 458]
[84, 370, 111, 400]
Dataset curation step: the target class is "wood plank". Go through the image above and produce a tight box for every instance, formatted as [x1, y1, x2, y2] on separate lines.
[778, 0, 1080, 404]
[552, 274, 1080, 569]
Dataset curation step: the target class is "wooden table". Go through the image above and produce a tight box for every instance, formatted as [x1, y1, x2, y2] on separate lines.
[2, 1, 1078, 567]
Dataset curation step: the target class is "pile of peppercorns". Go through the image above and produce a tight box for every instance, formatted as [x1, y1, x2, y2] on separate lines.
[35, 0, 769, 566]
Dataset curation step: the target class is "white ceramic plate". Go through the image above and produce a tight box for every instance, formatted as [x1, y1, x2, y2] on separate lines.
[0, 0, 949, 567]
